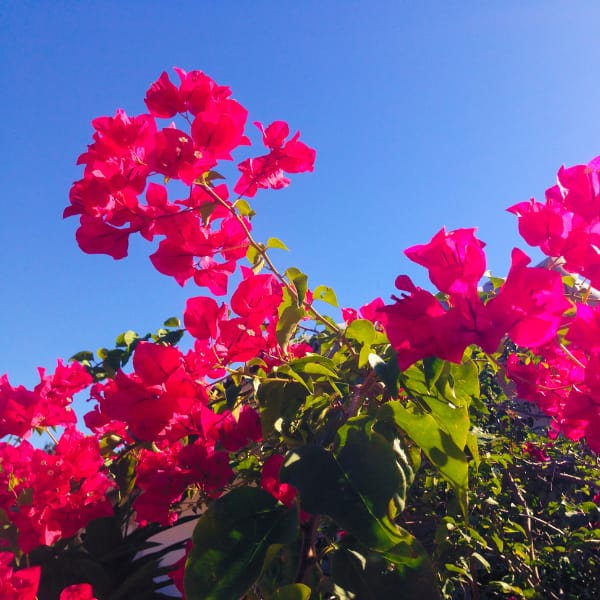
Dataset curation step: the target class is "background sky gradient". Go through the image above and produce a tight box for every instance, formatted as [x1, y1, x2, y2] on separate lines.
[3, 1, 600, 390]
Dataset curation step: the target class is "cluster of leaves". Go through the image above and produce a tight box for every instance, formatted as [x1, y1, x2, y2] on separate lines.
[406, 359, 600, 599]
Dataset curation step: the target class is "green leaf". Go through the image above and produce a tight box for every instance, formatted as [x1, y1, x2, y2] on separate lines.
[466, 431, 480, 469]
[331, 539, 440, 599]
[345, 319, 386, 367]
[450, 359, 480, 404]
[281, 444, 398, 550]
[69, 350, 94, 364]
[313, 285, 339, 307]
[276, 288, 306, 350]
[272, 583, 311, 600]
[122, 330, 138, 347]
[235, 198, 256, 217]
[184, 487, 299, 600]
[378, 401, 468, 518]
[289, 354, 338, 378]
[370, 352, 400, 397]
[198, 200, 217, 223]
[247, 244, 260, 265]
[267, 237, 290, 251]
[163, 316, 180, 328]
[257, 380, 310, 435]
[285, 267, 308, 306]
[281, 425, 434, 587]
[423, 357, 447, 390]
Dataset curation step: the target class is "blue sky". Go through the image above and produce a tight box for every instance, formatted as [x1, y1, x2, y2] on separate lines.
[3, 1, 600, 390]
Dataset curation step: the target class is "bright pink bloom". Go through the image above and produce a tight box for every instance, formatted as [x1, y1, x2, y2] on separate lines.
[192, 257, 237, 296]
[566, 303, 600, 354]
[3, 431, 114, 553]
[379, 276, 472, 370]
[261, 454, 298, 509]
[149, 127, 214, 184]
[184, 296, 223, 340]
[144, 71, 186, 118]
[218, 406, 263, 452]
[507, 198, 570, 256]
[234, 121, 315, 197]
[0, 553, 40, 600]
[59, 583, 97, 600]
[190, 100, 250, 161]
[341, 307, 359, 324]
[404, 227, 486, 295]
[486, 249, 572, 348]
[75, 216, 131, 259]
[231, 269, 283, 326]
[523, 441, 551, 462]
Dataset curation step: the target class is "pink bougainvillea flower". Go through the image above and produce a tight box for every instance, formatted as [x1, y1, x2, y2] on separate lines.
[523, 441, 551, 462]
[486, 249, 572, 348]
[234, 121, 315, 197]
[0, 553, 40, 600]
[404, 227, 487, 295]
[149, 127, 215, 184]
[379, 276, 472, 370]
[75, 216, 132, 260]
[59, 583, 97, 600]
[566, 303, 600, 354]
[507, 198, 570, 257]
[217, 405, 263, 452]
[190, 100, 250, 161]
[3, 431, 114, 553]
[261, 454, 298, 509]
[192, 256, 237, 296]
[230, 269, 283, 326]
[144, 71, 186, 118]
[342, 298, 386, 325]
[184, 296, 224, 341]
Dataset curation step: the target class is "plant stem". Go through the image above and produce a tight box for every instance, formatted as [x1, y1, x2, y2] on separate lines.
[200, 183, 343, 336]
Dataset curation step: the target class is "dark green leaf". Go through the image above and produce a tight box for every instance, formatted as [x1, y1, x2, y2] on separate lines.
[281, 426, 433, 583]
[257, 380, 309, 435]
[184, 487, 299, 600]
[69, 350, 94, 363]
[332, 538, 440, 600]
[163, 317, 180, 328]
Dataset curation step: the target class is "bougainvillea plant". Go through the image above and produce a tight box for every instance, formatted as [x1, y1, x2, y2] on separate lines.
[2, 68, 600, 599]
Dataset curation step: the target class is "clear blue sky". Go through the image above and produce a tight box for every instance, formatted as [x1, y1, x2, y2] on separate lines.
[3, 1, 600, 389]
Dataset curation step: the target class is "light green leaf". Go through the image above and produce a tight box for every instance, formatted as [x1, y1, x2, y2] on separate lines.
[267, 237, 290, 251]
[235, 198, 255, 217]
[313, 285, 339, 307]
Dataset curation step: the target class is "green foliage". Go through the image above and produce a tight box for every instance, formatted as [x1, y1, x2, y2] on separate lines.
[184, 488, 299, 600]
[68, 312, 600, 599]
